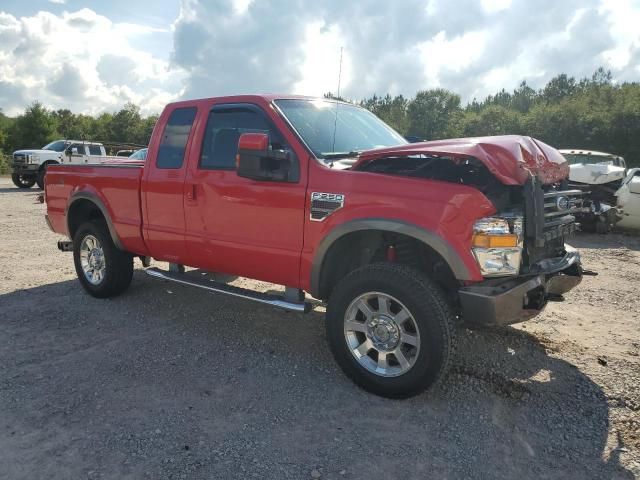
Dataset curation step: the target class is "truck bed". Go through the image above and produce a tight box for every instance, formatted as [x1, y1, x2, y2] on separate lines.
[45, 163, 147, 255]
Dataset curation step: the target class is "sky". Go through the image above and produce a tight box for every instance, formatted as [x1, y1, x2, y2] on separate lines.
[0, 0, 639, 116]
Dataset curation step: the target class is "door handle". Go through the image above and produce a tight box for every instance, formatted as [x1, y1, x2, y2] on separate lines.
[186, 184, 196, 201]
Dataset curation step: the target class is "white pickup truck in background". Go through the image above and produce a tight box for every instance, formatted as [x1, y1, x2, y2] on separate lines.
[12, 140, 111, 189]
[560, 149, 628, 233]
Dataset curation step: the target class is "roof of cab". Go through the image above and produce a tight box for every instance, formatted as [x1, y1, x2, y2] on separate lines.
[163, 94, 342, 109]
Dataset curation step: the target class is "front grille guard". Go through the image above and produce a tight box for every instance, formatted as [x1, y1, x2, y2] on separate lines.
[524, 176, 588, 248]
[12, 154, 28, 165]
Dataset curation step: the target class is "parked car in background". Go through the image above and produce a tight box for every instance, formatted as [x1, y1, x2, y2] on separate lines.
[129, 148, 148, 160]
[615, 168, 640, 230]
[11, 140, 108, 189]
[116, 149, 136, 157]
[560, 149, 627, 233]
[44, 95, 586, 398]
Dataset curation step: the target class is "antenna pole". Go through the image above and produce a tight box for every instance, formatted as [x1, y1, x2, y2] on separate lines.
[330, 47, 343, 162]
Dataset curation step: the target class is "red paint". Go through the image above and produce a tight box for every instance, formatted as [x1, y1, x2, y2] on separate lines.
[239, 132, 269, 151]
[45, 94, 569, 292]
[386, 245, 397, 262]
[354, 135, 569, 185]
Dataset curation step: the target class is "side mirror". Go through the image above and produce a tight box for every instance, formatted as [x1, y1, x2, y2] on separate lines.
[236, 133, 291, 182]
[66, 147, 78, 156]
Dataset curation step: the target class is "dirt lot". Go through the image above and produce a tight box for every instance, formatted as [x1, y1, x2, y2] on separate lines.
[0, 176, 638, 479]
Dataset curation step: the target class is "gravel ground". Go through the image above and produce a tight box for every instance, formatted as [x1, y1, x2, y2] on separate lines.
[0, 177, 638, 479]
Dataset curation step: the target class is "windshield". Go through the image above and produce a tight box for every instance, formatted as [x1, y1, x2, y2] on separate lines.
[274, 99, 407, 160]
[42, 140, 67, 152]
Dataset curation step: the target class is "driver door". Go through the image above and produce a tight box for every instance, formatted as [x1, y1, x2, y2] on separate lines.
[183, 103, 306, 287]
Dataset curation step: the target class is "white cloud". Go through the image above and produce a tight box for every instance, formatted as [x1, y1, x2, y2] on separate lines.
[1, 0, 639, 117]
[480, 0, 512, 13]
[599, 0, 640, 74]
[293, 21, 352, 97]
[0, 8, 184, 116]
[48, 0, 66, 4]
[171, 0, 639, 104]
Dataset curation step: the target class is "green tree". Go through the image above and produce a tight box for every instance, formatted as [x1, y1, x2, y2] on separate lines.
[461, 105, 523, 137]
[9, 102, 58, 150]
[52, 109, 94, 140]
[109, 103, 143, 144]
[540, 74, 578, 103]
[361, 94, 409, 134]
[406, 89, 461, 140]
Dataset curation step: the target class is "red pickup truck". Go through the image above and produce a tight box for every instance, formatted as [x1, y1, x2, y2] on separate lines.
[45, 95, 585, 398]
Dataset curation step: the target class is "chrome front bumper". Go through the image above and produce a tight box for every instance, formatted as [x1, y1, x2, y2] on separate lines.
[459, 247, 583, 326]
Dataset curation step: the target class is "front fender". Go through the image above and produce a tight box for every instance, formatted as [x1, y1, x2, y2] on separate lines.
[308, 218, 479, 298]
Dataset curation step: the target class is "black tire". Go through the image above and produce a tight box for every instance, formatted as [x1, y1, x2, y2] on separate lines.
[11, 173, 36, 189]
[73, 220, 133, 298]
[36, 162, 57, 189]
[36, 167, 46, 190]
[326, 263, 455, 398]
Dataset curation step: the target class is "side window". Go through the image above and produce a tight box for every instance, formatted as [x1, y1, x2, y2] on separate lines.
[156, 107, 197, 169]
[69, 144, 86, 155]
[199, 106, 285, 170]
[88, 145, 102, 156]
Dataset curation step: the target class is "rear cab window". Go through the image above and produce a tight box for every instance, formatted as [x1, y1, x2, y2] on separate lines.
[156, 107, 197, 169]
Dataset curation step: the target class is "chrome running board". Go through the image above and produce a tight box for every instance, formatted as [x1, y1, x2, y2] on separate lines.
[145, 267, 312, 313]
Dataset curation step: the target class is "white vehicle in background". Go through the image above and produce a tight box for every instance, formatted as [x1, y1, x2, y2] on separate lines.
[11, 140, 108, 189]
[615, 168, 640, 230]
[128, 147, 148, 160]
[560, 149, 627, 233]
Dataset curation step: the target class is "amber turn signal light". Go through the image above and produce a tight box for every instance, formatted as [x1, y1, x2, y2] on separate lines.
[472, 233, 518, 248]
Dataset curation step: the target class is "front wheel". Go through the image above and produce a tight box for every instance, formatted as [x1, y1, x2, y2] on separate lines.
[326, 263, 455, 398]
[73, 220, 133, 298]
[11, 173, 36, 188]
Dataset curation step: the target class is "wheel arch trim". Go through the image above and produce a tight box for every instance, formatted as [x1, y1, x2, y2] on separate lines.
[310, 218, 472, 298]
[39, 159, 60, 171]
[66, 191, 124, 250]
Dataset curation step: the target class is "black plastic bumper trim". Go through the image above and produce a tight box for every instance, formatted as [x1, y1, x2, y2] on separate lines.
[459, 248, 583, 326]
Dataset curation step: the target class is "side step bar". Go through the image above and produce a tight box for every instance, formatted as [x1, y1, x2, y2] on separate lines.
[145, 267, 312, 313]
[58, 240, 73, 252]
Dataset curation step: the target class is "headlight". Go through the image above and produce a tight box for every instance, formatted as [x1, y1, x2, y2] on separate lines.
[472, 216, 523, 277]
[29, 155, 40, 163]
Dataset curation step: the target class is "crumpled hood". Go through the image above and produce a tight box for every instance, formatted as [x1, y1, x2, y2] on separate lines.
[13, 149, 62, 158]
[352, 135, 569, 185]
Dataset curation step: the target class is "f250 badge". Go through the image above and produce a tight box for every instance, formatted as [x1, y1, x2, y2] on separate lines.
[310, 192, 345, 221]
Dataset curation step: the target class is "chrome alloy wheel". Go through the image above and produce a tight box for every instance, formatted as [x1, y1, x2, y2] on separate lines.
[79, 235, 106, 285]
[344, 292, 421, 377]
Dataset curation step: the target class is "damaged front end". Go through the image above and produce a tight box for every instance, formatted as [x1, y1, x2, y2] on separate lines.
[564, 153, 627, 233]
[353, 136, 589, 326]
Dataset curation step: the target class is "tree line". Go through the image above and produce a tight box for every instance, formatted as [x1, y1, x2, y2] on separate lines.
[0, 103, 157, 173]
[1, 67, 639, 174]
[345, 68, 639, 167]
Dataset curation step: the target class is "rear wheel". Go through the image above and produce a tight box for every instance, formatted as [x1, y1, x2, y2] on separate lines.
[326, 263, 455, 398]
[11, 173, 36, 188]
[73, 220, 133, 298]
